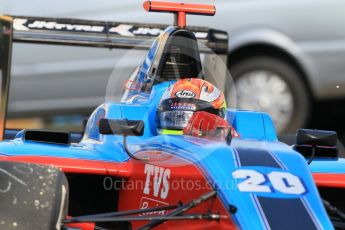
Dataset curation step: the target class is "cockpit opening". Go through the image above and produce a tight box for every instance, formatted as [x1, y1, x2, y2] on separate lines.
[155, 29, 202, 83]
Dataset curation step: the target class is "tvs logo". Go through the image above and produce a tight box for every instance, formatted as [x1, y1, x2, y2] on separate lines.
[175, 90, 196, 98]
[143, 164, 170, 199]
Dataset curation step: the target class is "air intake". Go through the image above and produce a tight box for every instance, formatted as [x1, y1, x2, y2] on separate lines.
[24, 130, 71, 145]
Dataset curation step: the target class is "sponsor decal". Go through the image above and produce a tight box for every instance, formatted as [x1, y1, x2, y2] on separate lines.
[171, 102, 196, 111]
[175, 90, 196, 99]
[132, 27, 163, 36]
[143, 164, 170, 199]
[14, 19, 104, 32]
[13, 19, 30, 31]
[109, 25, 163, 36]
[27, 21, 104, 32]
[139, 197, 169, 216]
[14, 19, 163, 36]
[13, 18, 208, 38]
[109, 24, 135, 36]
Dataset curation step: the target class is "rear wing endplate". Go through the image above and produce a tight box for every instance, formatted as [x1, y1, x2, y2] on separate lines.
[0, 16, 12, 140]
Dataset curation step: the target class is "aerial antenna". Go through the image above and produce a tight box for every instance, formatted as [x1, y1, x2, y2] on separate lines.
[143, 1, 216, 28]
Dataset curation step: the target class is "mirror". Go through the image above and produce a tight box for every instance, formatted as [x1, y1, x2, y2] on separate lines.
[294, 129, 338, 158]
[99, 119, 144, 136]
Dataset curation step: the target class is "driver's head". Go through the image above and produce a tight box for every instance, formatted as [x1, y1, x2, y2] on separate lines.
[156, 78, 227, 135]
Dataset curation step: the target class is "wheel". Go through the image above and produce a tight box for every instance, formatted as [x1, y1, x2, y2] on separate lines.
[0, 162, 68, 230]
[230, 56, 310, 134]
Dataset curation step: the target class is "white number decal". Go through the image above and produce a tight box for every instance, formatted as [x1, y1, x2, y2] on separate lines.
[268, 171, 306, 195]
[232, 169, 305, 195]
[232, 169, 271, 193]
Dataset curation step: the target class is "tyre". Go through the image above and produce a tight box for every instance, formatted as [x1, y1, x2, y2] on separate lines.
[230, 56, 310, 134]
[0, 162, 68, 230]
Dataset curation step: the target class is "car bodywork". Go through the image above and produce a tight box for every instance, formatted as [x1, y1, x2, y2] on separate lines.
[0, 2, 345, 229]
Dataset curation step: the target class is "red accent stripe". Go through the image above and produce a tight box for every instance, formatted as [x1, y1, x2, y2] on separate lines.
[0, 155, 132, 177]
[66, 223, 95, 230]
[313, 173, 345, 188]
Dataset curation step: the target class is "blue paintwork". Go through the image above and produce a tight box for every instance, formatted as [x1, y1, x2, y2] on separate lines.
[0, 81, 338, 229]
[228, 110, 278, 142]
[310, 158, 345, 174]
[0, 27, 342, 229]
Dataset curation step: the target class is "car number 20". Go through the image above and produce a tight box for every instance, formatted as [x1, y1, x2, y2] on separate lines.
[232, 169, 306, 195]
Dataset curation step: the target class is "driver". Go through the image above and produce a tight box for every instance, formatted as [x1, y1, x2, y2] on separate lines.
[156, 78, 236, 142]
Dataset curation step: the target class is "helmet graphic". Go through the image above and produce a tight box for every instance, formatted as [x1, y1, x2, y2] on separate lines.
[157, 78, 227, 134]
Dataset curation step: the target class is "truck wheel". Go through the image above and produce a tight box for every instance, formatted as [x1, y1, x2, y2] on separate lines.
[230, 56, 310, 134]
[0, 161, 68, 230]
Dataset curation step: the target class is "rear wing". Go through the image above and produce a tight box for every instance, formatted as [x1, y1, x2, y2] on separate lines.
[0, 15, 228, 140]
[12, 16, 228, 53]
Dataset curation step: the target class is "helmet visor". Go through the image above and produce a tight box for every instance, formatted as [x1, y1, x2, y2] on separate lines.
[159, 110, 194, 130]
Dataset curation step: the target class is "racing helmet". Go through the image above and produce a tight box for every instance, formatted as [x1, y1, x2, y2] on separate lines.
[157, 78, 227, 134]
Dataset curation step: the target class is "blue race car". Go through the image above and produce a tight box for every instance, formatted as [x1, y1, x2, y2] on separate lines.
[0, 1, 344, 230]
